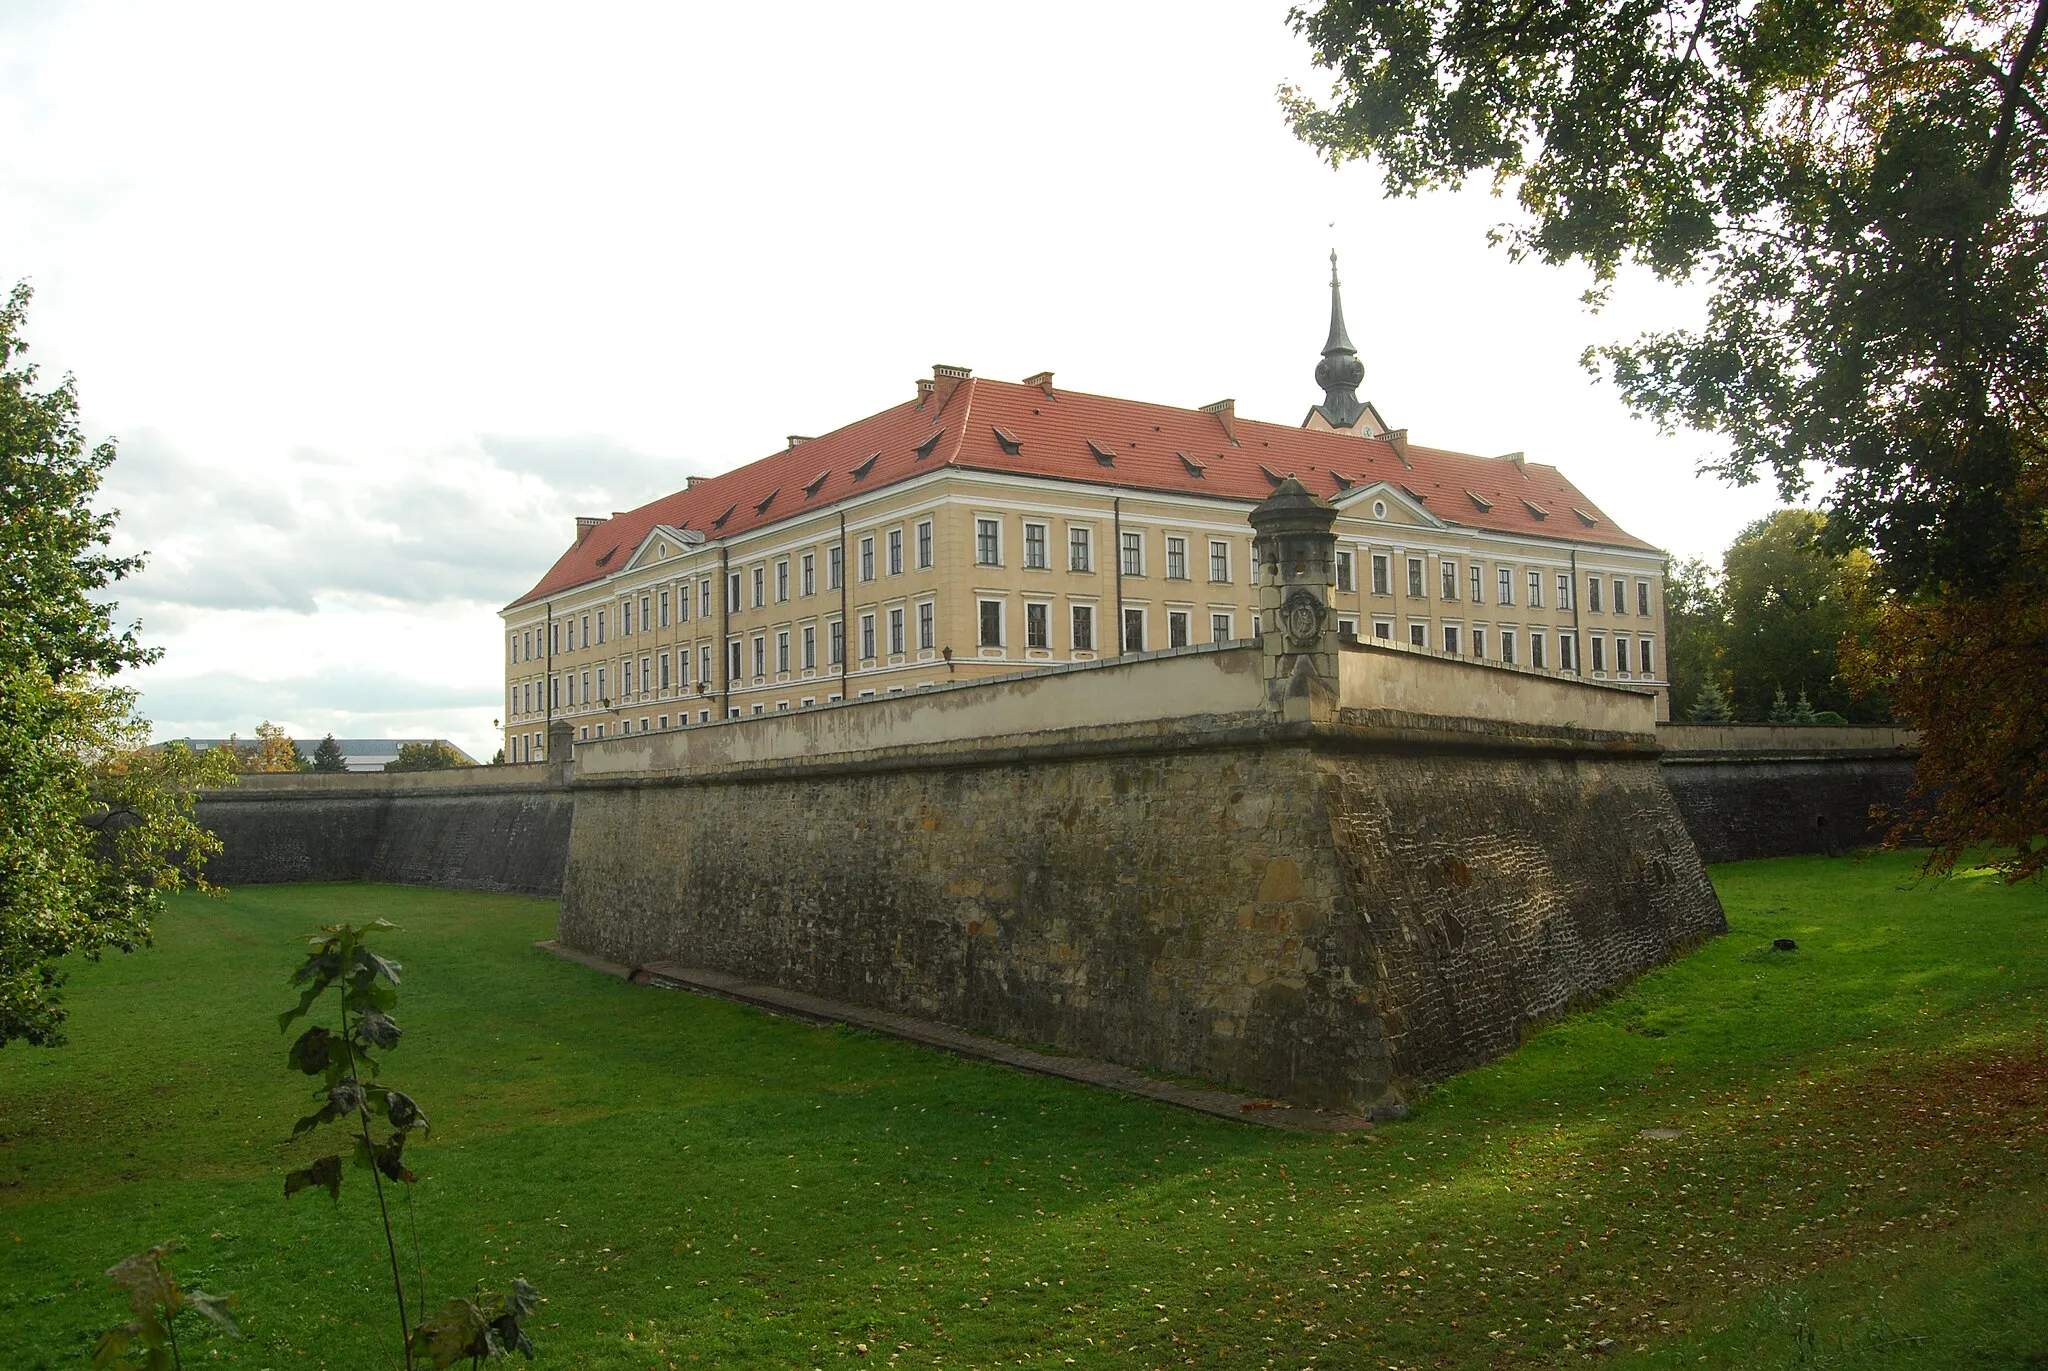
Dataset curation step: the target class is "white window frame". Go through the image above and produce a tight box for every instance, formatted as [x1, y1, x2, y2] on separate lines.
[1209, 539, 1231, 583]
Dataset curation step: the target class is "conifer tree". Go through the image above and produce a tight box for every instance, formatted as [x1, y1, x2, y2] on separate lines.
[311, 734, 347, 773]
[1688, 676, 1733, 724]
[1766, 687, 1796, 725]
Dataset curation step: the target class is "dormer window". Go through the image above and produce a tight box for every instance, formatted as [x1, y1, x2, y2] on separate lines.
[1465, 490, 1493, 512]
[914, 430, 945, 459]
[1522, 498, 1549, 520]
[1087, 439, 1117, 467]
[755, 488, 779, 515]
[993, 426, 1023, 456]
[712, 504, 736, 530]
[1177, 451, 1206, 477]
[851, 452, 879, 481]
[803, 469, 829, 498]
[1258, 463, 1286, 486]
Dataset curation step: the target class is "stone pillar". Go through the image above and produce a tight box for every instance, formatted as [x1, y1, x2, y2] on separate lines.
[1249, 475, 1341, 721]
[548, 719, 575, 785]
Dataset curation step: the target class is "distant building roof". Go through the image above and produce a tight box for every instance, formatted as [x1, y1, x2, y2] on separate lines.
[161, 738, 478, 772]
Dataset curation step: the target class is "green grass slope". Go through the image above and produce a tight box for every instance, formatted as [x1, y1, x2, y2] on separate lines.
[1, 853, 2043, 1369]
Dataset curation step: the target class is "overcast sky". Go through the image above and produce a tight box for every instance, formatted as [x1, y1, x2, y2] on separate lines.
[2, 2, 1784, 761]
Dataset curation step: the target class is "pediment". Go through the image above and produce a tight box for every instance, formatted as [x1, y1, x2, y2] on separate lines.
[1331, 479, 1443, 532]
[620, 524, 707, 574]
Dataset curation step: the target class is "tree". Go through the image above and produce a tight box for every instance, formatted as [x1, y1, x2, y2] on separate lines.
[247, 720, 307, 773]
[1720, 510, 1887, 723]
[1662, 556, 1728, 722]
[312, 734, 348, 773]
[0, 282, 236, 1046]
[383, 742, 469, 773]
[1688, 675, 1734, 724]
[1766, 686, 1796, 725]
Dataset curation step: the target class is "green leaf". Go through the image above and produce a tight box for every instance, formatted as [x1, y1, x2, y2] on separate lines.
[354, 1007, 401, 1050]
[90, 1323, 136, 1368]
[287, 1025, 335, 1074]
[284, 1153, 343, 1201]
[358, 947, 403, 986]
[382, 1088, 429, 1134]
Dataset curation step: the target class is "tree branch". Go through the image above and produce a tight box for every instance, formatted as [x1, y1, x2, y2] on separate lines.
[1983, 0, 2048, 187]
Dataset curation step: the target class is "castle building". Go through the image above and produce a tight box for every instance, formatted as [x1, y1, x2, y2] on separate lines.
[498, 260, 1669, 762]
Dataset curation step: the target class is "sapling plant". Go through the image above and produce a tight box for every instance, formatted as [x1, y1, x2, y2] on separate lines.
[279, 920, 538, 1366]
[91, 1241, 239, 1370]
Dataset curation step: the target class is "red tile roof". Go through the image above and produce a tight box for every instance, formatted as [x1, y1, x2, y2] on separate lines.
[507, 377, 1659, 609]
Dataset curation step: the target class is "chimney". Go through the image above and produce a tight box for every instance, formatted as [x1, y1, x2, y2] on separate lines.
[574, 516, 602, 546]
[1501, 450, 1527, 476]
[1022, 370, 1054, 393]
[788, 435, 814, 448]
[1201, 398, 1237, 445]
[1384, 428, 1411, 469]
[916, 377, 935, 405]
[929, 364, 973, 410]
[685, 475, 708, 489]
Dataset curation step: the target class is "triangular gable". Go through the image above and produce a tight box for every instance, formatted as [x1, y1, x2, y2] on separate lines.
[1330, 479, 1443, 530]
[619, 523, 707, 574]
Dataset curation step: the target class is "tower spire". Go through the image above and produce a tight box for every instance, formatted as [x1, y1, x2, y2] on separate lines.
[1314, 249, 1365, 429]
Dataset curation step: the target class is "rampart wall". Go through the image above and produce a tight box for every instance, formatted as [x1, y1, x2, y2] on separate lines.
[1657, 725, 1921, 863]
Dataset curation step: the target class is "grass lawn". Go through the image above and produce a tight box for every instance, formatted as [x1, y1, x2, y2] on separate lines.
[2, 851, 2044, 1370]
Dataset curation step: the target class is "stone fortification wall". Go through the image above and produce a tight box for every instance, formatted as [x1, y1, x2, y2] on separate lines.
[196, 765, 570, 895]
[1657, 725, 1921, 862]
[558, 642, 1722, 1113]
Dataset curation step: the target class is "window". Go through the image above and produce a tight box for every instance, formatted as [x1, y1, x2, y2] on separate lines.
[976, 518, 1000, 566]
[1441, 560, 1459, 600]
[887, 529, 903, 576]
[1209, 539, 1231, 582]
[776, 631, 790, 674]
[829, 620, 844, 667]
[1591, 635, 1607, 672]
[1640, 637, 1655, 674]
[978, 600, 1002, 648]
[596, 610, 606, 645]
[1024, 522, 1048, 570]
[827, 544, 843, 590]
[1528, 570, 1543, 608]
[580, 670, 590, 703]
[1638, 581, 1652, 616]
[1409, 622, 1427, 647]
[888, 607, 905, 655]
[917, 601, 935, 650]
[1168, 610, 1190, 648]
[1408, 557, 1425, 598]
[597, 665, 608, 699]
[800, 552, 815, 597]
[1559, 633, 1576, 671]
[917, 520, 933, 569]
[1026, 602, 1049, 649]
[659, 589, 670, 628]
[1122, 607, 1145, 652]
[727, 572, 741, 614]
[1614, 635, 1630, 672]
[1470, 565, 1482, 603]
[1211, 612, 1233, 643]
[1339, 617, 1357, 640]
[1557, 572, 1573, 610]
[1472, 628, 1487, 659]
[1530, 632, 1546, 669]
[699, 644, 710, 684]
[726, 640, 740, 682]
[752, 566, 765, 609]
[521, 630, 531, 661]
[752, 634, 766, 678]
[1443, 625, 1461, 654]
[621, 602, 632, 637]
[802, 624, 816, 670]
[1069, 526, 1093, 572]
[1335, 550, 1353, 592]
[1371, 553, 1391, 595]
[640, 595, 651, 631]
[1121, 531, 1144, 576]
[1166, 536, 1188, 580]
[580, 614, 590, 648]
[551, 623, 560, 654]
[1587, 576, 1603, 613]
[657, 716, 667, 731]
[1372, 619, 1392, 640]
[859, 536, 875, 582]
[861, 612, 877, 660]
[1613, 579, 1627, 614]
[640, 655, 651, 692]
[1072, 604, 1095, 651]
[1498, 567, 1514, 605]
[776, 560, 789, 602]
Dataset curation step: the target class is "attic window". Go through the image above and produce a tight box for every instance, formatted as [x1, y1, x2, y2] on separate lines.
[914, 430, 945, 459]
[1176, 451, 1206, 477]
[1258, 463, 1286, 487]
[1521, 498, 1549, 520]
[851, 451, 880, 481]
[1465, 490, 1493, 512]
[1400, 483, 1429, 504]
[755, 487, 779, 516]
[1086, 439, 1117, 467]
[803, 469, 829, 498]
[992, 426, 1023, 456]
[1329, 471, 1354, 491]
[1573, 506, 1599, 527]
[712, 504, 737, 530]
[593, 545, 618, 567]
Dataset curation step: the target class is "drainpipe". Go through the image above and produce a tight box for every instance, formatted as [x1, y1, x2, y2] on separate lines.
[1569, 548, 1582, 674]
[544, 599, 553, 735]
[1112, 496, 1124, 656]
[719, 544, 730, 717]
[839, 511, 850, 694]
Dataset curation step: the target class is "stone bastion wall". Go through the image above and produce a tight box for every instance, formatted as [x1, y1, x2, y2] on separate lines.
[554, 639, 1724, 1113]
[1655, 725, 1921, 863]
[194, 764, 571, 896]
